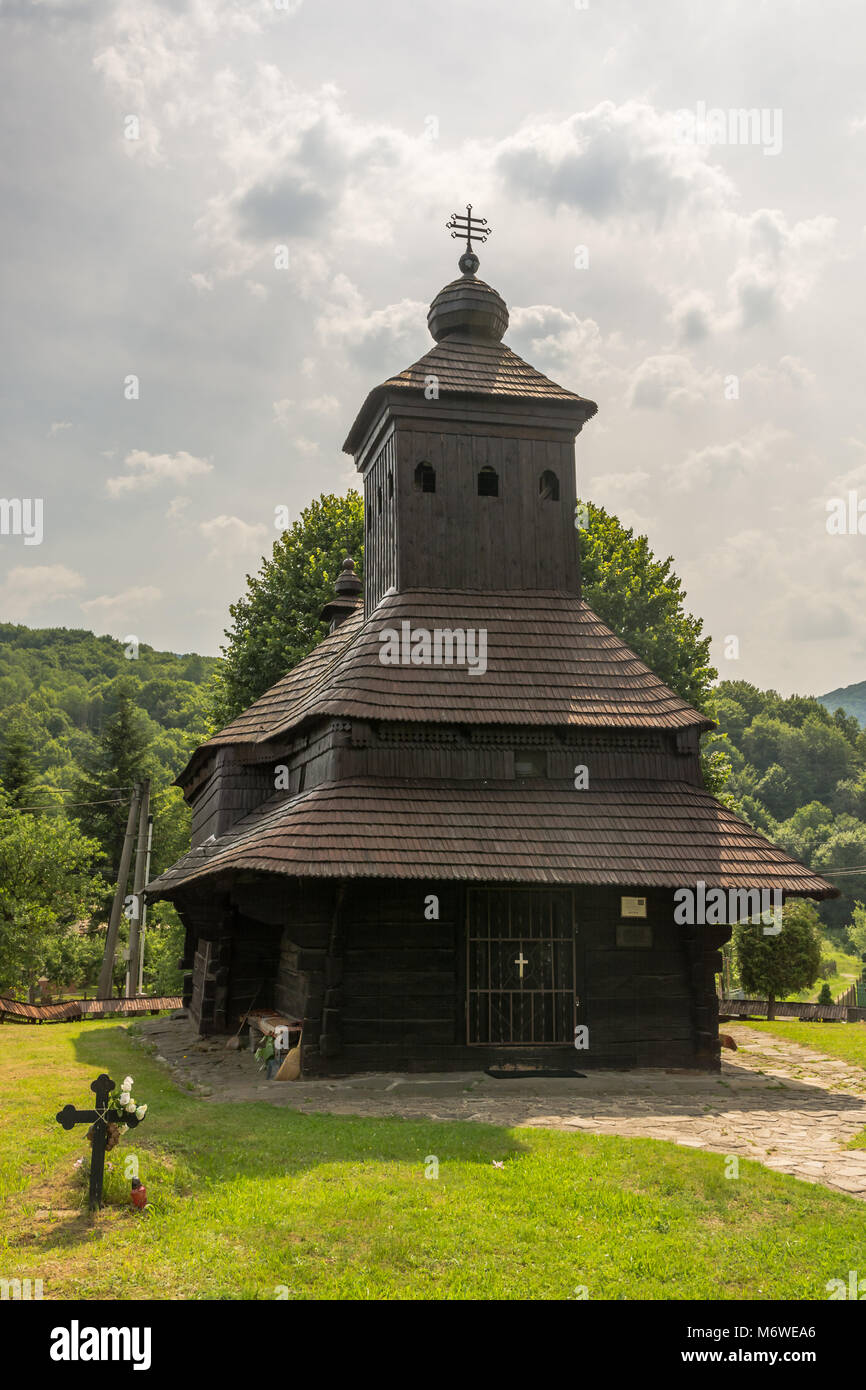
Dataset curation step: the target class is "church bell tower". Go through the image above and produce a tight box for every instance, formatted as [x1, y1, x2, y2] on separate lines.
[343, 206, 598, 612]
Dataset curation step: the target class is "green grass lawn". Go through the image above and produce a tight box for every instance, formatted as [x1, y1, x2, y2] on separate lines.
[746, 1020, 866, 1069]
[2, 1020, 865, 1301]
[784, 941, 863, 1004]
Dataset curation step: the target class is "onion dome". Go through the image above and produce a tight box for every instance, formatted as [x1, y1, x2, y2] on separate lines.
[427, 271, 509, 343]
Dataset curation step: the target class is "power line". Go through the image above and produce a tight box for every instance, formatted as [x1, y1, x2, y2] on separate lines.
[4, 794, 134, 812]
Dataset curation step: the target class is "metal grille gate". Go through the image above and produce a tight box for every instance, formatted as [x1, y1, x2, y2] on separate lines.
[466, 889, 577, 1045]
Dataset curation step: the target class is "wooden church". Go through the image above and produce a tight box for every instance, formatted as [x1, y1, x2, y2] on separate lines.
[147, 209, 836, 1075]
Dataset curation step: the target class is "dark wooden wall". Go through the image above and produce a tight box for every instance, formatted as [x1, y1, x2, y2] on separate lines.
[395, 423, 580, 597]
[184, 720, 704, 852]
[180, 877, 725, 1069]
[363, 430, 398, 611]
[360, 415, 581, 610]
[189, 748, 275, 846]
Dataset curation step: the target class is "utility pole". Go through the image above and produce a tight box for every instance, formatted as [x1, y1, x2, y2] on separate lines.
[126, 779, 151, 999]
[137, 813, 154, 997]
[97, 785, 141, 1000]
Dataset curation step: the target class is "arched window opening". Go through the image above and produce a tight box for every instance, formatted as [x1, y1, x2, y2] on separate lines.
[539, 469, 560, 501]
[478, 466, 499, 497]
[414, 461, 436, 494]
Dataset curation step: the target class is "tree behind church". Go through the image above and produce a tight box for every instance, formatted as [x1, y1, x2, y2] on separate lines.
[209, 491, 364, 727]
[733, 900, 822, 1018]
[210, 491, 714, 728]
[579, 501, 715, 713]
[73, 678, 152, 872]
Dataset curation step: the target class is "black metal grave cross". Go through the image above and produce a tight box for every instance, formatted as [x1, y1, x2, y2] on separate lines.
[56, 1072, 140, 1210]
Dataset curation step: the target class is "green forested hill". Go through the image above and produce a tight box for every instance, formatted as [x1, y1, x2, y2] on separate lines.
[0, 624, 217, 859]
[0, 624, 219, 998]
[819, 680, 866, 729]
[710, 681, 866, 933]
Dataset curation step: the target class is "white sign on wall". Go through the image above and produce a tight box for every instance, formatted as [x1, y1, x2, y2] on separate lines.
[620, 896, 647, 918]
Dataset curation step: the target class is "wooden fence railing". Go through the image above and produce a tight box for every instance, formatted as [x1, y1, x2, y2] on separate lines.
[0, 996, 183, 1024]
[718, 998, 851, 1022]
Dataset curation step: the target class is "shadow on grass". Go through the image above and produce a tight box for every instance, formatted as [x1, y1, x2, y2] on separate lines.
[15, 1023, 536, 1251]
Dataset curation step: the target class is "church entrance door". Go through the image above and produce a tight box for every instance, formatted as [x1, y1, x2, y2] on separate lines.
[466, 889, 578, 1045]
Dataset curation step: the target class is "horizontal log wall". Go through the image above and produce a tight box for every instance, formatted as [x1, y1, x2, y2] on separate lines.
[181, 879, 725, 1071]
[339, 884, 459, 1047]
[189, 748, 275, 845]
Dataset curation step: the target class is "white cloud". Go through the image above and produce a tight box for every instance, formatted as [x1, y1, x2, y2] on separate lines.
[316, 276, 427, 366]
[626, 354, 719, 410]
[197, 514, 269, 560]
[742, 356, 817, 395]
[166, 496, 192, 522]
[47, 421, 72, 437]
[666, 291, 716, 344]
[667, 426, 788, 492]
[81, 585, 162, 618]
[92, 0, 267, 162]
[107, 449, 213, 496]
[725, 210, 838, 329]
[586, 469, 652, 502]
[303, 394, 340, 414]
[819, 459, 866, 498]
[496, 101, 734, 223]
[0, 565, 85, 616]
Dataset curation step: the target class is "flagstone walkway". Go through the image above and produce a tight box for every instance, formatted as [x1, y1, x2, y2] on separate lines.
[134, 1019, 866, 1198]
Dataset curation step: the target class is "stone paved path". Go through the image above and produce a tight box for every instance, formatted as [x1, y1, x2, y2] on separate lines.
[134, 1019, 866, 1198]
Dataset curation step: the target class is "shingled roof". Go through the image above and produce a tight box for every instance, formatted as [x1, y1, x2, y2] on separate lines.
[343, 331, 597, 454]
[184, 589, 713, 780]
[146, 777, 838, 900]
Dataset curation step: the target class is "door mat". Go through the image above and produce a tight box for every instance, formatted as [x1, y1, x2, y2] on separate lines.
[485, 1068, 586, 1079]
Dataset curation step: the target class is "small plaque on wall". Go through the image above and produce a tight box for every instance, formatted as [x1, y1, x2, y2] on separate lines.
[620, 896, 647, 918]
[617, 922, 653, 949]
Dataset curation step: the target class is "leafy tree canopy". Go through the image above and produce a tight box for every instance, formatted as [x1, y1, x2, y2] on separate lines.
[579, 501, 717, 713]
[0, 791, 103, 996]
[733, 899, 822, 1018]
[209, 491, 364, 727]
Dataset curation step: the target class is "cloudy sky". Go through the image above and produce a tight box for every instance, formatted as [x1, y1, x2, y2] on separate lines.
[1, 0, 864, 696]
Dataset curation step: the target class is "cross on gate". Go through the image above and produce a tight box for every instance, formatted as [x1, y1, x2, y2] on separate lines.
[514, 952, 529, 979]
[55, 1072, 141, 1210]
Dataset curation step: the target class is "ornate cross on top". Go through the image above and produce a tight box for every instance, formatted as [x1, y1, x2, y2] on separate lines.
[446, 204, 492, 275]
[56, 1072, 141, 1210]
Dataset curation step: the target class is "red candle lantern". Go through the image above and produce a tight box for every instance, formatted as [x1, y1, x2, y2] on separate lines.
[131, 1178, 147, 1210]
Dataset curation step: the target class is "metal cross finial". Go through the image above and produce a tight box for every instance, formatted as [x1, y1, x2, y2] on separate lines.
[446, 204, 492, 275]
